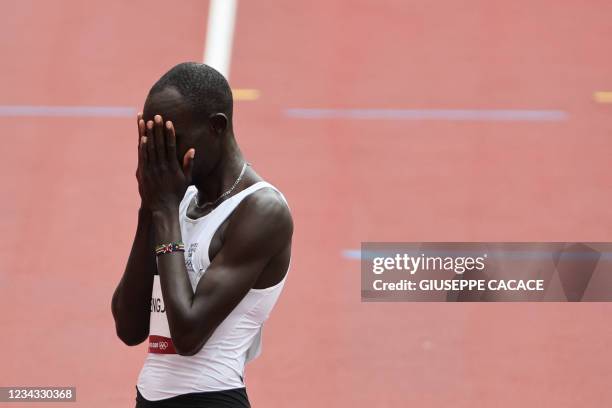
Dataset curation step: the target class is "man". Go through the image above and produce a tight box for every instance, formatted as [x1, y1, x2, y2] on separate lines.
[111, 62, 293, 407]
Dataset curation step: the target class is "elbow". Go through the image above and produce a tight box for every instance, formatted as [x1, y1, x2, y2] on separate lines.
[111, 294, 148, 346]
[175, 347, 199, 357]
[119, 334, 148, 347]
[171, 332, 208, 356]
[115, 325, 149, 346]
[168, 314, 214, 356]
[173, 339, 202, 356]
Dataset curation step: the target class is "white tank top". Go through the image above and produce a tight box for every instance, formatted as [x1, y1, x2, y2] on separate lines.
[137, 181, 289, 401]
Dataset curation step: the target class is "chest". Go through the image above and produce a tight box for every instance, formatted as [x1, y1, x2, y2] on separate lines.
[180, 215, 230, 289]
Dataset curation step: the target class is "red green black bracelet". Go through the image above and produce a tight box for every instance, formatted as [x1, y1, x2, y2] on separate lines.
[155, 242, 185, 256]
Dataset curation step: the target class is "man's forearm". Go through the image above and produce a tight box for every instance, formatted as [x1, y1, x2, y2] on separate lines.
[152, 207, 201, 347]
[112, 207, 157, 345]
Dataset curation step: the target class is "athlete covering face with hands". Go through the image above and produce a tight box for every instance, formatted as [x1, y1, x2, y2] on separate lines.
[138, 115, 195, 214]
[111, 62, 293, 408]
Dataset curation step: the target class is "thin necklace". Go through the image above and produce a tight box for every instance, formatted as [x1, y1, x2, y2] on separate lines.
[195, 162, 249, 210]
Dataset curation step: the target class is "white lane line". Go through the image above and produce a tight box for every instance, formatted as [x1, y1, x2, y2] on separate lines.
[285, 108, 568, 121]
[203, 0, 238, 79]
[0, 105, 136, 117]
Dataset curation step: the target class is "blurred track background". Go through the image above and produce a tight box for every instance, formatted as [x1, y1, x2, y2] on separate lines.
[1, 0, 612, 406]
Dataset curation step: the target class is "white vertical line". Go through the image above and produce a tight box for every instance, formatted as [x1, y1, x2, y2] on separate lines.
[203, 0, 238, 80]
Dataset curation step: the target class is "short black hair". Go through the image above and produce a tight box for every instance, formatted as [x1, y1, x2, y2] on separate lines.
[149, 62, 233, 123]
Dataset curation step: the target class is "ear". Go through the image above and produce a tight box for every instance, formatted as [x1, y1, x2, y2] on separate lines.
[209, 113, 228, 135]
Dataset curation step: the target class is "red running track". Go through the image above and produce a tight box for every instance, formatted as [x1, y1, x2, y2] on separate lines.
[1, 1, 612, 406]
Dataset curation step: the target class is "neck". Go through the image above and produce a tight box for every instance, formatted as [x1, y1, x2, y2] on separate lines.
[195, 136, 246, 203]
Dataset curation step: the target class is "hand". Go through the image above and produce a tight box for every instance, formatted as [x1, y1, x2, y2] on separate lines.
[135, 113, 148, 209]
[138, 114, 196, 213]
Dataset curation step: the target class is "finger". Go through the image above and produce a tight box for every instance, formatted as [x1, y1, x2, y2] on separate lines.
[182, 149, 196, 182]
[146, 120, 156, 164]
[139, 135, 148, 166]
[165, 121, 179, 169]
[136, 113, 146, 171]
[138, 118, 146, 140]
[137, 112, 145, 145]
[154, 115, 167, 165]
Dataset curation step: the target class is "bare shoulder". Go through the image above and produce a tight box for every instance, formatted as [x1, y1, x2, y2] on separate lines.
[225, 185, 293, 253]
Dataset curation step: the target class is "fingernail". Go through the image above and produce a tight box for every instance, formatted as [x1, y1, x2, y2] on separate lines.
[147, 121, 153, 129]
[166, 121, 172, 129]
[191, 150, 196, 158]
[154, 115, 162, 122]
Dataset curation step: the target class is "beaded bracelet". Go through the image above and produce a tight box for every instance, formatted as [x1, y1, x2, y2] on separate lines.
[155, 242, 185, 256]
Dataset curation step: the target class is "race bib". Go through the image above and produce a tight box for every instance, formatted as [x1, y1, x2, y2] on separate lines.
[148, 276, 176, 354]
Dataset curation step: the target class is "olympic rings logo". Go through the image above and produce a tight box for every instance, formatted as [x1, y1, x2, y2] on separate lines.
[158, 341, 168, 351]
